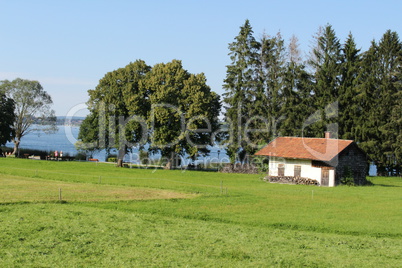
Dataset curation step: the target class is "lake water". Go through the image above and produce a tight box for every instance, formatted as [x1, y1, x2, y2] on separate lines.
[5, 125, 230, 164]
[6, 125, 80, 156]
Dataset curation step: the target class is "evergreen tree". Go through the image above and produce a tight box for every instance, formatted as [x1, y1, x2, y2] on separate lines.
[356, 30, 402, 175]
[339, 33, 361, 140]
[223, 19, 260, 163]
[256, 32, 286, 141]
[308, 25, 342, 137]
[390, 87, 402, 175]
[279, 35, 313, 137]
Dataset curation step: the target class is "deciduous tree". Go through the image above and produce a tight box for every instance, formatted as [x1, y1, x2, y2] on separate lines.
[84, 60, 151, 164]
[79, 59, 220, 168]
[146, 60, 220, 168]
[0, 78, 56, 155]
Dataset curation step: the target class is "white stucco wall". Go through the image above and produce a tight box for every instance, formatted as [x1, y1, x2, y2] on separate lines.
[268, 157, 335, 187]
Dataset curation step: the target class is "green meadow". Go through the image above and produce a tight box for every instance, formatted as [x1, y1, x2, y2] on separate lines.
[0, 158, 401, 267]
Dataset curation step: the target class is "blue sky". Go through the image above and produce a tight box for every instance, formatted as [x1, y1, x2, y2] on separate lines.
[1, 0, 401, 116]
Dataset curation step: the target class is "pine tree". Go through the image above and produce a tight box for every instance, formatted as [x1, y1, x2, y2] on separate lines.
[279, 35, 313, 137]
[339, 33, 361, 140]
[356, 30, 402, 175]
[376, 31, 402, 175]
[223, 20, 260, 163]
[308, 25, 342, 138]
[257, 32, 286, 140]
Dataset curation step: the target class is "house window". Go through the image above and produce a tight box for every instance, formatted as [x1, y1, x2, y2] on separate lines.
[294, 165, 301, 177]
[278, 164, 285, 176]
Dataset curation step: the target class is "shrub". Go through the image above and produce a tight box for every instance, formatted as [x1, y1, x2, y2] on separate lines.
[251, 156, 269, 173]
[139, 150, 150, 165]
[17, 148, 50, 160]
[75, 153, 87, 161]
[107, 157, 117, 163]
[341, 166, 355, 186]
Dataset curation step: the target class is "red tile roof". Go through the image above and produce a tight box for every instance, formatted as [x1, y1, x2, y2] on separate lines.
[254, 137, 354, 162]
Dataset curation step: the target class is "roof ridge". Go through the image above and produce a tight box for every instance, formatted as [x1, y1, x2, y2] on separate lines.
[276, 136, 354, 142]
[255, 136, 356, 161]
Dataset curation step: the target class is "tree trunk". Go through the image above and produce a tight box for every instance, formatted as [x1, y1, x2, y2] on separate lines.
[12, 139, 20, 156]
[116, 159, 123, 167]
[164, 152, 181, 170]
[116, 145, 127, 167]
[164, 159, 172, 170]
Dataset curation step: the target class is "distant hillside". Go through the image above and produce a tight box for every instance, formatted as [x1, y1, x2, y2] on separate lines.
[56, 116, 85, 126]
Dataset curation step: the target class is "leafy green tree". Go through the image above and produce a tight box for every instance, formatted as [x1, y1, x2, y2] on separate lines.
[84, 60, 151, 165]
[223, 19, 261, 163]
[146, 60, 220, 168]
[0, 91, 15, 146]
[76, 112, 100, 159]
[0, 78, 56, 155]
[80, 59, 220, 168]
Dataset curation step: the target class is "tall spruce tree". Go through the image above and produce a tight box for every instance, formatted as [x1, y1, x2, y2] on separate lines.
[356, 30, 402, 175]
[223, 20, 260, 163]
[377, 31, 402, 176]
[390, 86, 402, 175]
[279, 35, 313, 137]
[308, 25, 342, 137]
[339, 33, 361, 140]
[256, 32, 287, 140]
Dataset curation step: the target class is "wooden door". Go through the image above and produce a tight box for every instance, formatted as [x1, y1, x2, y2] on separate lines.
[278, 164, 285, 177]
[321, 168, 329, 186]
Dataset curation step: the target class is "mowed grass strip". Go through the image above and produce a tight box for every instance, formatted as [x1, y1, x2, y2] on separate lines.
[0, 174, 195, 203]
[1, 203, 401, 267]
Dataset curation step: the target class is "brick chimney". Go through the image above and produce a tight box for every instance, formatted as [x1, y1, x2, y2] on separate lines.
[325, 131, 331, 139]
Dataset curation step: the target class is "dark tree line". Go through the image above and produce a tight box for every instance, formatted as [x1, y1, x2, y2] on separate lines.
[0, 91, 15, 148]
[223, 20, 401, 176]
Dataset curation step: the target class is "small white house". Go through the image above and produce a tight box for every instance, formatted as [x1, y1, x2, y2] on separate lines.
[254, 134, 367, 186]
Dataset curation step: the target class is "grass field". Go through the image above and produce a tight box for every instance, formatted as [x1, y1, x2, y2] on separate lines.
[0, 158, 401, 267]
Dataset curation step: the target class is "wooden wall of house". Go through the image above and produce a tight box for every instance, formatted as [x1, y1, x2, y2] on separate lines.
[335, 143, 368, 185]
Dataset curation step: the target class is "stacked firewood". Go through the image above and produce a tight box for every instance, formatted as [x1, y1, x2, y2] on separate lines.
[265, 176, 318, 185]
